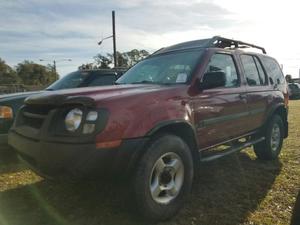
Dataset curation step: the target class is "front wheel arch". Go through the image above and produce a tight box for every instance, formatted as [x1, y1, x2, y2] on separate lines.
[146, 121, 200, 168]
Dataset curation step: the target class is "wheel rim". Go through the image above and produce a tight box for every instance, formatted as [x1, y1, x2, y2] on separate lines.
[270, 123, 281, 152]
[149, 152, 184, 204]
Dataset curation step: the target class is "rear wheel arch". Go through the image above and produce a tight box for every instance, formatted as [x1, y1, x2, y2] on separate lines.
[266, 104, 288, 138]
[273, 105, 287, 121]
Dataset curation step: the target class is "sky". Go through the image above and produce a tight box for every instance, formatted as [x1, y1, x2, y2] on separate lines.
[1, 0, 300, 77]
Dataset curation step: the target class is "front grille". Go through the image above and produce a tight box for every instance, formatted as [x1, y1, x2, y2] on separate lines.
[20, 105, 55, 129]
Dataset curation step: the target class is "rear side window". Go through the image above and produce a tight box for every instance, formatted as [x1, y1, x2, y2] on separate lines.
[205, 53, 239, 88]
[253, 57, 266, 85]
[261, 57, 285, 85]
[241, 55, 263, 86]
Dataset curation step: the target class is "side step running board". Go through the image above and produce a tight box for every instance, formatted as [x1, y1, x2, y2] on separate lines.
[200, 137, 265, 163]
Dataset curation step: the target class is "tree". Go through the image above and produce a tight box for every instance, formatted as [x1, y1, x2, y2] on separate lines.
[93, 54, 112, 69]
[123, 49, 150, 66]
[16, 61, 57, 86]
[285, 74, 293, 83]
[107, 51, 129, 68]
[0, 58, 19, 85]
[93, 49, 150, 69]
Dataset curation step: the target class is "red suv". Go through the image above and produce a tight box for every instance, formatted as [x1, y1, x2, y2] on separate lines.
[9, 36, 288, 221]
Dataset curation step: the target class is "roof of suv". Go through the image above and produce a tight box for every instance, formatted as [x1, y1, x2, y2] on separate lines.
[153, 36, 267, 56]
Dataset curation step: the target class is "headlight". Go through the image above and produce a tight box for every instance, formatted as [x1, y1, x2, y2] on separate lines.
[0, 106, 13, 119]
[65, 108, 83, 132]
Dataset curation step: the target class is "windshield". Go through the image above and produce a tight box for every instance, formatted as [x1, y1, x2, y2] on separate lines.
[116, 50, 203, 85]
[46, 71, 116, 90]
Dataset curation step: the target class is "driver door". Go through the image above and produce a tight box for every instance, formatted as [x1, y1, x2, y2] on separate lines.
[191, 52, 250, 149]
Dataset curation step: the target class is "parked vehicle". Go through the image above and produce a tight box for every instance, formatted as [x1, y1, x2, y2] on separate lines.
[0, 69, 125, 150]
[8, 36, 288, 221]
[288, 83, 300, 99]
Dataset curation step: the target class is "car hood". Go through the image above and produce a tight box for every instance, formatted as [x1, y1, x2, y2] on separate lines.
[0, 91, 43, 102]
[25, 84, 180, 107]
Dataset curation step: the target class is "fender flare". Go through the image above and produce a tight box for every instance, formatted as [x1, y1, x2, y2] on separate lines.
[262, 103, 288, 137]
[146, 119, 196, 136]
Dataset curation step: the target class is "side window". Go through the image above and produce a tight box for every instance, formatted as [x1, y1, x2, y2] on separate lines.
[261, 57, 285, 85]
[205, 53, 239, 88]
[241, 55, 262, 86]
[253, 57, 266, 85]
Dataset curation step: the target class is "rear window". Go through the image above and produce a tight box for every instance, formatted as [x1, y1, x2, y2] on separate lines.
[261, 57, 285, 85]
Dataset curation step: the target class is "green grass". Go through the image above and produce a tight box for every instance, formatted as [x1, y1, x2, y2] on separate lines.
[0, 101, 299, 225]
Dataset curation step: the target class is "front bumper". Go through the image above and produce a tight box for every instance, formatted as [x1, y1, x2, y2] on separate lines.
[8, 131, 148, 179]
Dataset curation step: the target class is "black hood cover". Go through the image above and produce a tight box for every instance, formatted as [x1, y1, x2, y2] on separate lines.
[25, 92, 96, 107]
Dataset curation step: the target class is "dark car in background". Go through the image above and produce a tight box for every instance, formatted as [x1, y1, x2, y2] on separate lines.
[288, 83, 300, 99]
[0, 69, 125, 151]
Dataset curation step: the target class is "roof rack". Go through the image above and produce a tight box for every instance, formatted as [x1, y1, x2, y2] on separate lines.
[208, 36, 267, 54]
[151, 36, 267, 56]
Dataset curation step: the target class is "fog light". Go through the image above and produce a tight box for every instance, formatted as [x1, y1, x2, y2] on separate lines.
[86, 111, 98, 121]
[83, 123, 95, 134]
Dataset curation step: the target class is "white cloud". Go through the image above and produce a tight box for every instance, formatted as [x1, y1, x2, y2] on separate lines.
[1, 0, 300, 77]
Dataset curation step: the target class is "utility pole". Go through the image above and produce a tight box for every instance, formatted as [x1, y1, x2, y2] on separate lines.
[53, 60, 56, 73]
[98, 11, 117, 68]
[112, 10, 117, 68]
[53, 60, 58, 81]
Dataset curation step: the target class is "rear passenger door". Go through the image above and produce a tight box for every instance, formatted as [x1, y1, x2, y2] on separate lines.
[240, 54, 269, 131]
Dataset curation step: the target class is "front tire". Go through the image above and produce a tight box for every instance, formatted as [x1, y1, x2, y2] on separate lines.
[254, 115, 284, 160]
[133, 134, 194, 221]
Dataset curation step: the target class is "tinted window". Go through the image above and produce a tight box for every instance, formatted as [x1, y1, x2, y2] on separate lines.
[205, 53, 239, 87]
[253, 57, 266, 85]
[116, 50, 203, 85]
[241, 55, 262, 86]
[87, 75, 116, 86]
[261, 57, 285, 85]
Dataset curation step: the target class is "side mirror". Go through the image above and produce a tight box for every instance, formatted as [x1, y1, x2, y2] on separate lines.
[199, 71, 226, 90]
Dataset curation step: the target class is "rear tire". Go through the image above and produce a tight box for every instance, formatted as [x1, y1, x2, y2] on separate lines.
[133, 134, 194, 221]
[254, 115, 284, 160]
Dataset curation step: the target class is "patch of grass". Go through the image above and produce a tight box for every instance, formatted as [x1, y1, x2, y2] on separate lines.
[0, 101, 299, 225]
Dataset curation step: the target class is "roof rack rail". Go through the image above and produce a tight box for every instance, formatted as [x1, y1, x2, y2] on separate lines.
[208, 36, 267, 54]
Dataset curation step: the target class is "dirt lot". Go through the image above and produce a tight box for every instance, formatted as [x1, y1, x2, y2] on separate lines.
[0, 101, 299, 225]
